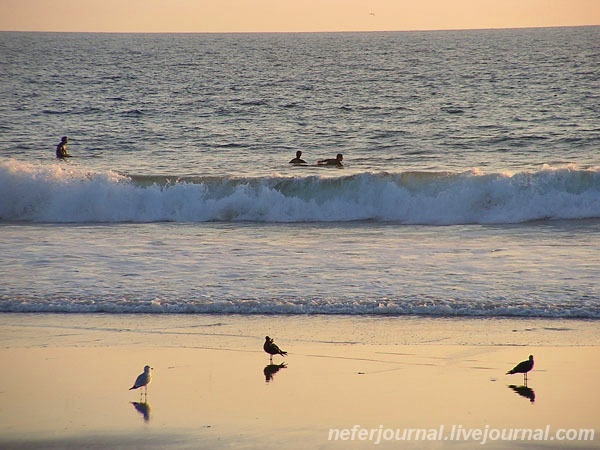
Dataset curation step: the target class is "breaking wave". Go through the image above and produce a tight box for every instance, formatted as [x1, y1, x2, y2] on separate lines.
[1, 160, 599, 224]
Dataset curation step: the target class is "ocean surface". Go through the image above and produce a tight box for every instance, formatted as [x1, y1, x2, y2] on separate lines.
[1, 27, 599, 318]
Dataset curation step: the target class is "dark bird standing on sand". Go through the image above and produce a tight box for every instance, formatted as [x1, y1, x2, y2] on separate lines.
[130, 365, 153, 394]
[506, 355, 534, 383]
[264, 336, 287, 361]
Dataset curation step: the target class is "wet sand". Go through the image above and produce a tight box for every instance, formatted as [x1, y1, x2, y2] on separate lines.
[0, 314, 598, 449]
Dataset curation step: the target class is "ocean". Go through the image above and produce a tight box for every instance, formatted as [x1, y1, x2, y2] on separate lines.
[0, 27, 598, 318]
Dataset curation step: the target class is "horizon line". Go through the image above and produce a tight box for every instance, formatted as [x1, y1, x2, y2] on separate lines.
[0, 24, 598, 34]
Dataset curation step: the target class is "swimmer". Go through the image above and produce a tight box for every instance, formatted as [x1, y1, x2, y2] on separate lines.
[317, 153, 343, 166]
[289, 150, 306, 164]
[55, 136, 72, 159]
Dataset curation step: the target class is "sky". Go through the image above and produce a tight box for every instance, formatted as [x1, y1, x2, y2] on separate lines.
[0, 0, 598, 33]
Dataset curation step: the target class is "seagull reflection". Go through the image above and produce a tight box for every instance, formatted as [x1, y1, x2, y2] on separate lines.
[508, 384, 536, 404]
[264, 362, 287, 382]
[131, 401, 152, 422]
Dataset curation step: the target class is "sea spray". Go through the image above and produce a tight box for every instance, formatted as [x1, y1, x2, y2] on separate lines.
[2, 160, 599, 224]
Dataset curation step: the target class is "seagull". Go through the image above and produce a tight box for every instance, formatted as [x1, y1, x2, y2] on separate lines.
[264, 336, 287, 362]
[130, 365, 153, 394]
[506, 355, 534, 383]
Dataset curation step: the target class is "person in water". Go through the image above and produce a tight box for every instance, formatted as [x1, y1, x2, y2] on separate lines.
[289, 150, 306, 164]
[56, 136, 72, 159]
[317, 153, 343, 166]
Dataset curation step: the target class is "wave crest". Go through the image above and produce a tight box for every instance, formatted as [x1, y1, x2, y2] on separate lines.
[1, 160, 599, 224]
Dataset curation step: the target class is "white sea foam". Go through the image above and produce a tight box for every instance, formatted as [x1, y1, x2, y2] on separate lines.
[1, 160, 599, 225]
[1, 294, 598, 318]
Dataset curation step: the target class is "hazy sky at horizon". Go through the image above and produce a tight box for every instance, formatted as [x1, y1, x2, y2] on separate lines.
[1, 0, 599, 33]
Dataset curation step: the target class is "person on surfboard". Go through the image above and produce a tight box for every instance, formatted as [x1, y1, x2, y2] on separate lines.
[56, 136, 72, 159]
[317, 153, 343, 167]
[289, 150, 306, 164]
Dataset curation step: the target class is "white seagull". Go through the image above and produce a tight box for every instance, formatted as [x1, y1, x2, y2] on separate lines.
[129, 365, 153, 394]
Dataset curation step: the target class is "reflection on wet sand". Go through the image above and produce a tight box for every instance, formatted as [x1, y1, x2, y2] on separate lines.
[264, 363, 287, 382]
[508, 384, 536, 404]
[131, 401, 152, 422]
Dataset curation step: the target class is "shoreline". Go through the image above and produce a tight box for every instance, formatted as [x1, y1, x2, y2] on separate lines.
[0, 313, 598, 449]
[2, 312, 599, 347]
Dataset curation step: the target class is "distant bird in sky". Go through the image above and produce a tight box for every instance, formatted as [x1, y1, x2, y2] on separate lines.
[506, 355, 534, 383]
[264, 336, 287, 362]
[130, 365, 153, 394]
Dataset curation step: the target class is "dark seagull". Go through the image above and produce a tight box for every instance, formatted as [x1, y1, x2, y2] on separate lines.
[264, 336, 287, 362]
[506, 355, 534, 383]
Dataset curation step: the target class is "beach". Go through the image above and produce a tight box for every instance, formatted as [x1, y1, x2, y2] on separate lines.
[1, 27, 599, 449]
[1, 313, 598, 449]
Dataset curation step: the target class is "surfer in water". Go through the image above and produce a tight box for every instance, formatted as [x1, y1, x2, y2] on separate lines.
[56, 136, 72, 159]
[289, 150, 306, 164]
[317, 153, 343, 167]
